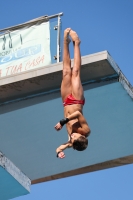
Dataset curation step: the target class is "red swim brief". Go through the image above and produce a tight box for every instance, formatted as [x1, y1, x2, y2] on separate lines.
[63, 94, 85, 107]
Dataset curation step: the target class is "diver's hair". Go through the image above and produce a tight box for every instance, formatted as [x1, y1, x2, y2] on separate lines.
[72, 136, 88, 151]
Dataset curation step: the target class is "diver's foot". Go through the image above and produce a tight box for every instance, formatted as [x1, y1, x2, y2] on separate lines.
[69, 30, 81, 45]
[64, 28, 71, 44]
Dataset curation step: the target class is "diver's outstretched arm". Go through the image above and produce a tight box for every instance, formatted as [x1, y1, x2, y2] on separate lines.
[56, 142, 72, 159]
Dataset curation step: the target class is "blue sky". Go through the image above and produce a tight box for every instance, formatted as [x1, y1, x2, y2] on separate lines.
[0, 0, 133, 199]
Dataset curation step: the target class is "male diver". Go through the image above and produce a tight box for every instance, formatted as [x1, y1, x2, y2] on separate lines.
[55, 28, 91, 159]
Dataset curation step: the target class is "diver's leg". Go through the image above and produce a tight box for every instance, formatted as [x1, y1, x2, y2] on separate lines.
[70, 30, 84, 100]
[61, 28, 72, 101]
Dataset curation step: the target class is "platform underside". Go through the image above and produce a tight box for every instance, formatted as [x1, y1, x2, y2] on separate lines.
[0, 51, 133, 185]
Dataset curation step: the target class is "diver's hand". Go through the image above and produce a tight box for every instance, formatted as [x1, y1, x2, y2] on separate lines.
[57, 151, 65, 159]
[54, 122, 62, 131]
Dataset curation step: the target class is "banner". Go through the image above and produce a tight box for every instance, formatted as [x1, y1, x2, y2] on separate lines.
[0, 21, 51, 78]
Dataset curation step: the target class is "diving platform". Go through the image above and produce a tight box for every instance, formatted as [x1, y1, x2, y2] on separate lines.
[0, 50, 133, 197]
[0, 152, 30, 199]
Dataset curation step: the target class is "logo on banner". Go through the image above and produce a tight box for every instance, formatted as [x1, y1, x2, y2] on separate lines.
[0, 44, 41, 65]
